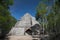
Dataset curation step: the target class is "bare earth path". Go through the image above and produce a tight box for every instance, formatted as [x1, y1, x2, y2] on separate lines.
[8, 36, 33, 40]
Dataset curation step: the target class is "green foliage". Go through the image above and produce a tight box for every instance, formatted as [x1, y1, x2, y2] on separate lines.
[36, 0, 60, 40]
[0, 0, 17, 37]
[47, 0, 60, 33]
[36, 1, 48, 21]
[36, 2, 47, 14]
[0, 0, 13, 9]
[8, 0, 14, 5]
[35, 1, 48, 34]
[47, 0, 60, 40]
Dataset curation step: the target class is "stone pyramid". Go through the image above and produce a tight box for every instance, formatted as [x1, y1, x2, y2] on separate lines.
[15, 13, 32, 28]
[8, 13, 40, 36]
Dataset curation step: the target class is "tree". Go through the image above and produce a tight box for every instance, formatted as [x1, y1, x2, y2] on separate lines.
[0, 0, 16, 39]
[35, 1, 48, 34]
[47, 0, 60, 40]
[35, 0, 60, 40]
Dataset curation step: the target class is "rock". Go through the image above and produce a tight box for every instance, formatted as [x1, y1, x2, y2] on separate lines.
[8, 13, 40, 36]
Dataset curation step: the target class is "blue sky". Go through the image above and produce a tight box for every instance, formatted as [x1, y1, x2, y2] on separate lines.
[10, 0, 53, 20]
[10, 0, 41, 20]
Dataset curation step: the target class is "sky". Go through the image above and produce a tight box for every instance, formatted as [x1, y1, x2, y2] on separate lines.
[10, 0, 53, 20]
[10, 0, 41, 20]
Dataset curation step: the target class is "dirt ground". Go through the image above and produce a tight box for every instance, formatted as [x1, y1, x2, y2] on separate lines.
[8, 36, 33, 40]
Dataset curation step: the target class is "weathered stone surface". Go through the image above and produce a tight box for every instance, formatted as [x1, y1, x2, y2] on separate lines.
[8, 13, 40, 36]
[15, 13, 32, 28]
[9, 28, 25, 36]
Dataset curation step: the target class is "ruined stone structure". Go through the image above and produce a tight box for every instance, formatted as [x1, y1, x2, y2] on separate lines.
[8, 13, 41, 40]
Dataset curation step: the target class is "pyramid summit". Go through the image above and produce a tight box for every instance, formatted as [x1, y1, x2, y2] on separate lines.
[23, 13, 31, 17]
[20, 13, 32, 21]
